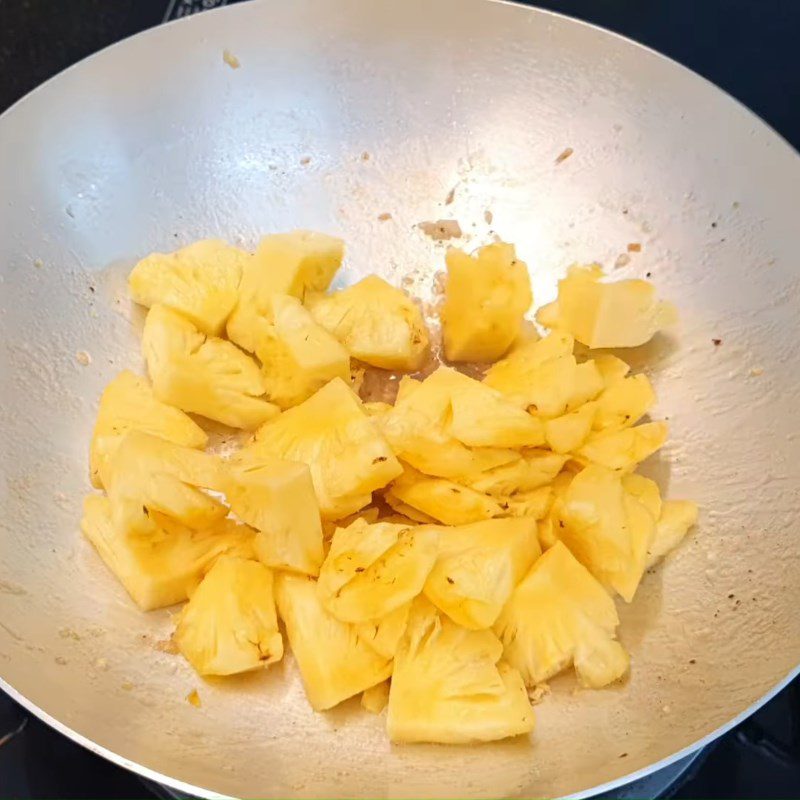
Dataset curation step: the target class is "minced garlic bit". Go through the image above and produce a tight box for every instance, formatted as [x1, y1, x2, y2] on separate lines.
[377, 212, 392, 222]
[614, 253, 631, 269]
[555, 147, 574, 164]
[222, 49, 240, 69]
[749, 367, 764, 377]
[76, 350, 92, 366]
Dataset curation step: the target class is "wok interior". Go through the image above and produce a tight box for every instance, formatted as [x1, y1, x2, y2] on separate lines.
[1, 0, 798, 797]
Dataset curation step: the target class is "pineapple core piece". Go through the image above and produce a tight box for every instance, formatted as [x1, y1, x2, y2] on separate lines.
[102, 431, 226, 539]
[306, 275, 429, 371]
[175, 555, 283, 676]
[225, 452, 323, 577]
[441, 242, 532, 362]
[142, 304, 279, 429]
[81, 494, 255, 611]
[318, 520, 437, 623]
[484, 332, 603, 417]
[495, 541, 629, 688]
[251, 378, 402, 519]
[361, 680, 390, 714]
[275, 573, 392, 711]
[227, 230, 343, 352]
[592, 373, 655, 431]
[89, 370, 207, 489]
[253, 293, 350, 409]
[424, 518, 540, 630]
[128, 239, 246, 336]
[535, 264, 677, 349]
[387, 598, 534, 743]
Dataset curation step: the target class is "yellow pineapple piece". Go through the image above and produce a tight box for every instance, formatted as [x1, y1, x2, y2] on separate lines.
[128, 239, 246, 335]
[485, 332, 603, 417]
[593, 353, 631, 387]
[387, 598, 534, 743]
[174, 555, 283, 676]
[576, 421, 668, 472]
[357, 603, 411, 659]
[461, 450, 567, 496]
[593, 374, 656, 431]
[441, 242, 532, 362]
[275, 573, 392, 711]
[646, 500, 698, 568]
[383, 493, 439, 524]
[557, 465, 656, 601]
[388, 467, 502, 526]
[538, 471, 574, 550]
[363, 400, 392, 418]
[544, 401, 597, 453]
[253, 293, 350, 408]
[81, 494, 254, 611]
[89, 370, 207, 489]
[227, 231, 343, 352]
[362, 680, 390, 714]
[225, 452, 323, 577]
[622, 473, 662, 520]
[251, 378, 402, 519]
[494, 541, 629, 688]
[320, 523, 438, 623]
[425, 518, 540, 629]
[103, 431, 226, 539]
[142, 304, 279, 429]
[306, 275, 429, 370]
[317, 518, 410, 600]
[536, 264, 677, 349]
[499, 485, 552, 520]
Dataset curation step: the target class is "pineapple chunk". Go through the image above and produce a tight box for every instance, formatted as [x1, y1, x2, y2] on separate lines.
[544, 402, 597, 454]
[356, 603, 411, 659]
[593, 374, 656, 431]
[424, 518, 540, 629]
[81, 494, 254, 611]
[387, 598, 534, 743]
[306, 275, 429, 370]
[388, 468, 502, 526]
[362, 680, 390, 714]
[646, 500, 698, 568]
[622, 473, 662, 520]
[320, 521, 438, 623]
[225, 452, 323, 577]
[227, 231, 343, 352]
[142, 304, 279, 429]
[275, 573, 392, 711]
[576, 421, 668, 472]
[485, 333, 603, 417]
[251, 378, 402, 519]
[461, 450, 567, 496]
[254, 293, 350, 408]
[318, 519, 411, 600]
[494, 541, 629, 688]
[557, 465, 656, 601]
[383, 493, 439, 524]
[441, 242, 533, 362]
[538, 471, 574, 550]
[174, 556, 283, 676]
[103, 431, 226, 539]
[499, 485, 552, 520]
[536, 264, 677, 349]
[89, 370, 207, 489]
[128, 239, 246, 335]
[593, 353, 631, 387]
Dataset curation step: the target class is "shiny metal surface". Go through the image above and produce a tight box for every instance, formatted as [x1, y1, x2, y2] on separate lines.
[1, 1, 799, 797]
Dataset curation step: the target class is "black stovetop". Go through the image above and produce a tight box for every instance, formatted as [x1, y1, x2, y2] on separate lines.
[1, 2, 798, 798]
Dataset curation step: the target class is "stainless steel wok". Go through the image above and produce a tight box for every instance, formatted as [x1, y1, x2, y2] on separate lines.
[1, 1, 798, 797]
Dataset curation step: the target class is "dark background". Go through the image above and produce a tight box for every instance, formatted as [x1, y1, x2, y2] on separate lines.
[0, 1, 798, 798]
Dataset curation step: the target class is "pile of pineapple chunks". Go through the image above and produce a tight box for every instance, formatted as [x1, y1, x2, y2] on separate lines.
[82, 231, 697, 744]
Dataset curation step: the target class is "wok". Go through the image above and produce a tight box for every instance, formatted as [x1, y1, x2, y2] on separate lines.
[0, 0, 798, 797]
